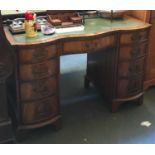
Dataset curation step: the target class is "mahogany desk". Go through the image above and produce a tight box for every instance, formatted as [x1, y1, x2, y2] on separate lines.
[4, 16, 150, 130]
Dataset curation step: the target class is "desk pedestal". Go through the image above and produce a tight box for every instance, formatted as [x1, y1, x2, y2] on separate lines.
[86, 29, 149, 112]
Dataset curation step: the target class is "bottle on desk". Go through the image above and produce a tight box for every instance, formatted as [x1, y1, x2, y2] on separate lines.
[24, 11, 37, 38]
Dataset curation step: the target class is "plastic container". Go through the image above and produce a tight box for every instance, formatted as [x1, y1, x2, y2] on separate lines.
[24, 11, 37, 38]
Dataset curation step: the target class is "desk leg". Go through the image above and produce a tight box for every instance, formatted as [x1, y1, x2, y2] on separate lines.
[111, 101, 122, 112]
[52, 118, 62, 131]
[137, 95, 144, 105]
[112, 95, 144, 112]
[84, 75, 90, 89]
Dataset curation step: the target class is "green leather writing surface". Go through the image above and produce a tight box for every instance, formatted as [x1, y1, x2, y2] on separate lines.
[12, 16, 148, 43]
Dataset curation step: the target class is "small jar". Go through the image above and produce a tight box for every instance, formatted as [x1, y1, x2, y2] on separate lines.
[25, 20, 37, 37]
[24, 11, 37, 38]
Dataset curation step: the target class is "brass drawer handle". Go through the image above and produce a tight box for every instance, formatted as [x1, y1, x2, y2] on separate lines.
[32, 80, 49, 95]
[131, 33, 142, 41]
[151, 19, 155, 25]
[32, 64, 48, 78]
[84, 41, 99, 51]
[32, 48, 48, 62]
[128, 63, 142, 74]
[130, 48, 141, 58]
[128, 79, 141, 93]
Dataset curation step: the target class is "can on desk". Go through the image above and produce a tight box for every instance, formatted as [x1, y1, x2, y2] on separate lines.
[24, 20, 37, 37]
[24, 11, 37, 38]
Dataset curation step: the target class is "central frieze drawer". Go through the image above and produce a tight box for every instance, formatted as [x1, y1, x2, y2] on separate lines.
[19, 45, 57, 64]
[19, 58, 59, 81]
[120, 29, 149, 45]
[118, 58, 145, 77]
[20, 76, 57, 102]
[63, 35, 116, 54]
[21, 95, 58, 124]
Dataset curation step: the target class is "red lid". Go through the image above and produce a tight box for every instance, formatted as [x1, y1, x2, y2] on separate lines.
[25, 11, 34, 20]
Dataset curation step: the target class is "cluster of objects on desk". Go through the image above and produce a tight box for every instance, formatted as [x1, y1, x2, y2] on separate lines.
[8, 11, 56, 36]
[8, 10, 86, 37]
[8, 10, 127, 37]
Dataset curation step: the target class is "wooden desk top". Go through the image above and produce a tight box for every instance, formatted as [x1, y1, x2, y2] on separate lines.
[4, 16, 150, 46]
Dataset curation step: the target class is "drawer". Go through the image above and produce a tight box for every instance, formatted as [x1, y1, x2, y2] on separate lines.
[19, 58, 59, 81]
[120, 29, 149, 45]
[119, 43, 147, 60]
[20, 76, 57, 101]
[117, 75, 143, 98]
[151, 11, 155, 23]
[118, 58, 145, 77]
[63, 35, 116, 54]
[18, 45, 57, 64]
[21, 95, 59, 124]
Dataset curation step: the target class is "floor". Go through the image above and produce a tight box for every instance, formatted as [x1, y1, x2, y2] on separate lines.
[20, 54, 155, 144]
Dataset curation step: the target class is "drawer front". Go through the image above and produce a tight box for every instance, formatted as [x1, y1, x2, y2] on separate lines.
[20, 76, 57, 101]
[119, 43, 147, 60]
[120, 29, 149, 45]
[22, 95, 59, 124]
[63, 35, 116, 54]
[19, 45, 57, 64]
[118, 58, 145, 77]
[19, 58, 59, 81]
[117, 75, 143, 98]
